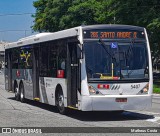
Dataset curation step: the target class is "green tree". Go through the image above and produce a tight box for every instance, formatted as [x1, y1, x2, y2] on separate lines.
[109, 0, 160, 67]
[32, 0, 110, 32]
[32, 0, 160, 69]
[32, 0, 48, 32]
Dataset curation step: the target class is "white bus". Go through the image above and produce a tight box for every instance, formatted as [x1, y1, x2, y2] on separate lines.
[5, 25, 153, 114]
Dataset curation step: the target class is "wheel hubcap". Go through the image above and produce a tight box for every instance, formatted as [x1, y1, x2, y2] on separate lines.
[58, 95, 63, 107]
[15, 87, 18, 96]
[20, 88, 24, 99]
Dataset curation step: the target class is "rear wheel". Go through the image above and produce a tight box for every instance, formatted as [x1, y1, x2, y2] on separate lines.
[112, 110, 124, 114]
[14, 83, 19, 101]
[56, 87, 67, 114]
[19, 83, 26, 103]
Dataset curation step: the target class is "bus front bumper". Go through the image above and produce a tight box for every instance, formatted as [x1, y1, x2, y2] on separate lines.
[81, 95, 152, 111]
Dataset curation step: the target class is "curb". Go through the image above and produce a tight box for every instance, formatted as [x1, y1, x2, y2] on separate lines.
[153, 93, 160, 96]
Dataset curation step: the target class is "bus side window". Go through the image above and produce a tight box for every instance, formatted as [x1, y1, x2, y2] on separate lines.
[57, 43, 67, 78]
[5, 51, 8, 69]
[61, 60, 65, 70]
[39, 45, 49, 77]
[49, 44, 58, 77]
[19, 49, 32, 69]
[12, 48, 19, 69]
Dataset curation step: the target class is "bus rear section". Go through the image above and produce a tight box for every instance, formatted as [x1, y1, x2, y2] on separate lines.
[80, 25, 152, 111]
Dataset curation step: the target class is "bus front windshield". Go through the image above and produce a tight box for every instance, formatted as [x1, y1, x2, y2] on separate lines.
[84, 40, 149, 80]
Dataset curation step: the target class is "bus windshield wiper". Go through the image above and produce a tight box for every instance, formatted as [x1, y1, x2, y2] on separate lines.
[126, 39, 135, 77]
[98, 39, 114, 60]
[126, 39, 135, 59]
[98, 38, 119, 79]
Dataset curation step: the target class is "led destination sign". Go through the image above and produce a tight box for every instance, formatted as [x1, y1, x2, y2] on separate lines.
[83, 30, 145, 39]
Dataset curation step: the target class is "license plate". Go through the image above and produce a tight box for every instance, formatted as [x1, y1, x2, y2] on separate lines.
[116, 98, 127, 102]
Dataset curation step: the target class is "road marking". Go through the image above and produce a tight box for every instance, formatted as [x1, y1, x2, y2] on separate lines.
[123, 111, 160, 125]
[125, 110, 160, 116]
[146, 117, 160, 123]
[153, 94, 160, 96]
[138, 111, 160, 115]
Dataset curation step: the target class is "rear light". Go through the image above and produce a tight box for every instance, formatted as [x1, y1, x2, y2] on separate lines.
[138, 83, 149, 95]
[57, 70, 64, 78]
[143, 83, 149, 93]
[97, 84, 110, 89]
[143, 88, 148, 93]
[88, 85, 102, 95]
[97, 84, 103, 89]
[88, 85, 96, 94]
[104, 84, 110, 89]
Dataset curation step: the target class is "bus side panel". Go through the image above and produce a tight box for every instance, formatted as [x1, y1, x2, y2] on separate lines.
[39, 77, 49, 104]
[12, 69, 33, 100]
[39, 77, 67, 107]
[5, 51, 12, 91]
[5, 67, 9, 91]
[12, 69, 19, 91]
[23, 69, 33, 100]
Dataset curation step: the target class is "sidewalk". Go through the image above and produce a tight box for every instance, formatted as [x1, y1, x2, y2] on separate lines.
[153, 93, 160, 96]
[0, 73, 14, 98]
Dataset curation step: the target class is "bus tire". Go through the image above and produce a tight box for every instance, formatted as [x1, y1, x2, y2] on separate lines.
[55, 87, 67, 114]
[19, 83, 26, 103]
[112, 110, 124, 114]
[14, 82, 20, 101]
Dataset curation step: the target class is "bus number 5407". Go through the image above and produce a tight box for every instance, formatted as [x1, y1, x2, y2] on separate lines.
[131, 84, 140, 89]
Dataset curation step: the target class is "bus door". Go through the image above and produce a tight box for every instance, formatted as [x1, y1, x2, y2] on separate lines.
[67, 43, 80, 107]
[6, 51, 12, 91]
[32, 47, 40, 100]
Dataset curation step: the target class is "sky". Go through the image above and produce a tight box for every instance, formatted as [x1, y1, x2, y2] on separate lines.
[0, 0, 37, 42]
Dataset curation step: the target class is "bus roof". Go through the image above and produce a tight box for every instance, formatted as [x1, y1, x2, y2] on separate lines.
[5, 24, 145, 49]
[82, 24, 144, 31]
[5, 26, 81, 49]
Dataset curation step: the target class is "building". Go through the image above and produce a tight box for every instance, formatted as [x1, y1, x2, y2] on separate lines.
[0, 41, 6, 69]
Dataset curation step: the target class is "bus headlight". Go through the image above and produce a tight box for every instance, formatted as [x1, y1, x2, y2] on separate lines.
[138, 83, 149, 94]
[88, 85, 102, 95]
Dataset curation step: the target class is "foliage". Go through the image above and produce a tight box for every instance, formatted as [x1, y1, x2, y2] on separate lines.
[110, 0, 160, 64]
[32, 0, 160, 32]
[32, 0, 105, 31]
[32, 0, 160, 63]
[153, 84, 160, 94]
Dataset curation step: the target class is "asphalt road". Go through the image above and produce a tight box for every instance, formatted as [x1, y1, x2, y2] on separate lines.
[0, 73, 160, 136]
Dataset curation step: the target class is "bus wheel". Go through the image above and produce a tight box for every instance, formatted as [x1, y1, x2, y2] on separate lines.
[19, 83, 26, 103]
[14, 83, 19, 101]
[56, 88, 67, 114]
[112, 110, 124, 115]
